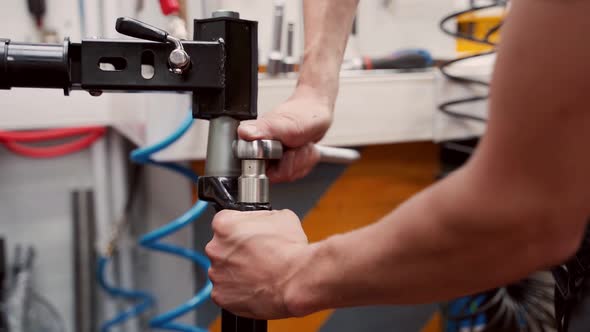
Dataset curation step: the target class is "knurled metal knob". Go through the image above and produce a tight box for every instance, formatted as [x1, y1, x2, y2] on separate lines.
[234, 139, 283, 160]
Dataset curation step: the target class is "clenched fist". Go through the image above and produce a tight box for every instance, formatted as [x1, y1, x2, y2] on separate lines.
[205, 209, 312, 319]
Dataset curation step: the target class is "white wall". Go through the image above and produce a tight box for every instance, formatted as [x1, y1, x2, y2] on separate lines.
[0, 0, 82, 41]
[209, 0, 456, 62]
[0, 147, 95, 332]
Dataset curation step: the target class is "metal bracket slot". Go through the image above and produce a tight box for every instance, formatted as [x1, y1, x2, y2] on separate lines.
[80, 40, 224, 91]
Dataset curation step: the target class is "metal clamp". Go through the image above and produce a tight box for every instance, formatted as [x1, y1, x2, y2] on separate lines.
[166, 35, 191, 74]
[234, 140, 283, 204]
[234, 139, 283, 160]
[115, 17, 191, 75]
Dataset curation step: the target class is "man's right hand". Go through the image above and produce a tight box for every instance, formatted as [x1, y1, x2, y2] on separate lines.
[237, 87, 333, 183]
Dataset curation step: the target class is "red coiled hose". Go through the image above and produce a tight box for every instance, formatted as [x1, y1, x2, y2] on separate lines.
[0, 127, 107, 158]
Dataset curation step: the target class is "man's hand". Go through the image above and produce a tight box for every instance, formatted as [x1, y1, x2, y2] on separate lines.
[238, 87, 333, 183]
[205, 209, 311, 319]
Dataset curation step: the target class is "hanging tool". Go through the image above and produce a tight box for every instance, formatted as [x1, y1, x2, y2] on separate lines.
[0, 238, 7, 332]
[0, 238, 5, 300]
[283, 22, 297, 72]
[343, 49, 434, 71]
[6, 245, 35, 332]
[26, 0, 58, 43]
[71, 190, 98, 332]
[26, 0, 46, 29]
[266, 0, 285, 76]
[158, 0, 188, 40]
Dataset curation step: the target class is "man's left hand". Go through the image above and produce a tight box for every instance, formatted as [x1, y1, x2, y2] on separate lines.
[205, 209, 311, 319]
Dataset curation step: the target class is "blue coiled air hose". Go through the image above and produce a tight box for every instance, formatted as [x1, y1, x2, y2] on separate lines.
[97, 257, 155, 332]
[98, 110, 212, 332]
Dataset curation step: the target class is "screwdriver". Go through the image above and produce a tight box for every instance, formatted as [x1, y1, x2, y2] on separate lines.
[344, 49, 434, 71]
[27, 0, 46, 28]
[0, 238, 5, 332]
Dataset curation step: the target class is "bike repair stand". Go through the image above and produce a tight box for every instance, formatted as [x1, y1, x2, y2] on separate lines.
[1, 8, 280, 332]
[195, 11, 283, 332]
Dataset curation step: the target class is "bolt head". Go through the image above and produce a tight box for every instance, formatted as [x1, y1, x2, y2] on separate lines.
[212, 10, 240, 19]
[234, 140, 283, 160]
[168, 49, 190, 75]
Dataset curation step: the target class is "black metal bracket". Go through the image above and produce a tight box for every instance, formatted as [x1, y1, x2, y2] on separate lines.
[193, 17, 258, 121]
[0, 39, 9, 90]
[0, 16, 258, 121]
[75, 40, 224, 91]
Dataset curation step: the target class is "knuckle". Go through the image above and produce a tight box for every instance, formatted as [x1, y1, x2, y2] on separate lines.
[216, 209, 236, 219]
[208, 267, 216, 282]
[210, 289, 220, 305]
[211, 218, 223, 234]
[279, 209, 298, 220]
[212, 211, 234, 235]
[204, 241, 215, 257]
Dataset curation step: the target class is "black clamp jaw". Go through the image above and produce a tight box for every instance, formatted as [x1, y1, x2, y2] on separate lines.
[198, 176, 271, 212]
[198, 139, 283, 213]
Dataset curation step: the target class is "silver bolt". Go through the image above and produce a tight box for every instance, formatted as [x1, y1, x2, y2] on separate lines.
[212, 10, 240, 19]
[168, 48, 191, 74]
[234, 140, 283, 160]
[235, 140, 283, 204]
[238, 160, 269, 203]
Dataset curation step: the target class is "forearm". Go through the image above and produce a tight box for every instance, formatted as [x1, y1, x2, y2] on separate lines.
[297, 0, 359, 106]
[283, 0, 590, 316]
[285, 166, 582, 315]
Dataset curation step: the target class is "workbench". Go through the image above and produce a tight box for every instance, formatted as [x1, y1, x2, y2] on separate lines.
[0, 57, 493, 161]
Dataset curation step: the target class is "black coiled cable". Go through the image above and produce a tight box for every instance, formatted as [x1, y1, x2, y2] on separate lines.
[437, 1, 505, 123]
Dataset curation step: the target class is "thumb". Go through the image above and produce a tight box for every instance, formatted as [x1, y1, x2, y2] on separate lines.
[238, 111, 328, 148]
